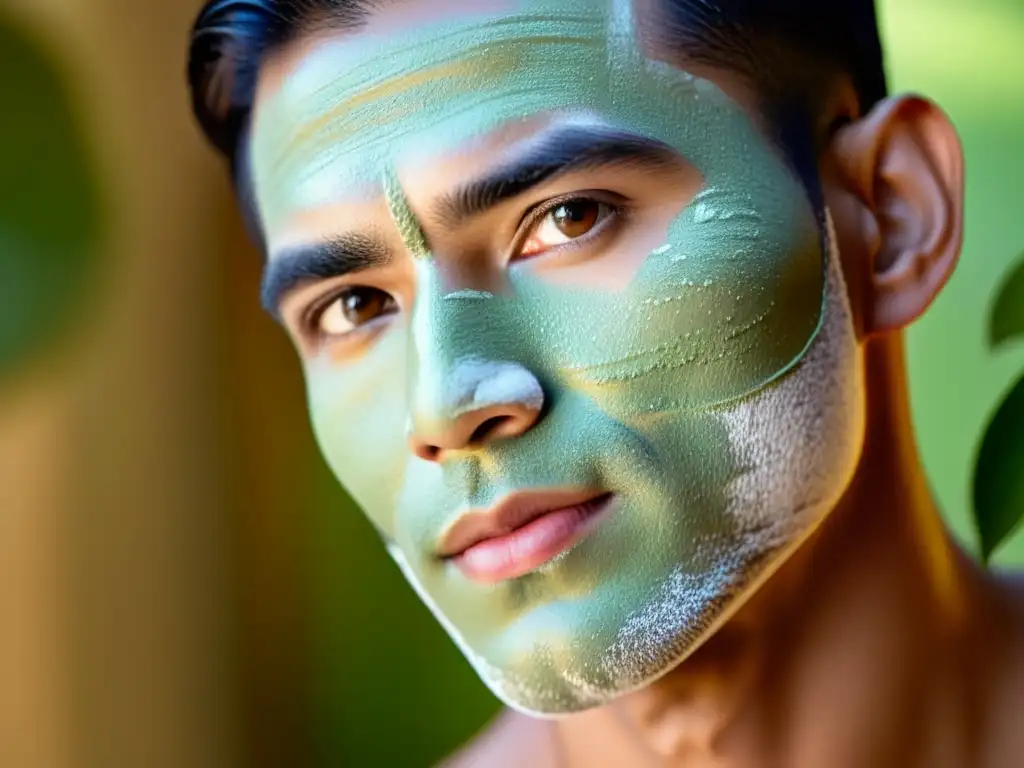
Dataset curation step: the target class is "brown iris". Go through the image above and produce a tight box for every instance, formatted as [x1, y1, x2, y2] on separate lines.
[551, 200, 600, 238]
[315, 286, 395, 336]
[340, 288, 392, 327]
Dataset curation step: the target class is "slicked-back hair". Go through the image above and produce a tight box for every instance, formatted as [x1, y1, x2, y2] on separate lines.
[188, 0, 887, 225]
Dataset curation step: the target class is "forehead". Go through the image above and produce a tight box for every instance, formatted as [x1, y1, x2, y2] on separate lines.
[249, 0, 769, 239]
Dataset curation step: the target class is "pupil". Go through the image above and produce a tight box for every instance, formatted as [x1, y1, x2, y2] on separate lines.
[557, 203, 585, 221]
[553, 200, 598, 236]
[343, 289, 382, 324]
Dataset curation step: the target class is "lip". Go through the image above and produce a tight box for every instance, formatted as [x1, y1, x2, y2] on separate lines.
[438, 489, 615, 584]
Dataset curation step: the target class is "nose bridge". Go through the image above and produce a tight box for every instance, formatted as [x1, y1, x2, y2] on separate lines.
[407, 265, 543, 458]
[409, 265, 497, 411]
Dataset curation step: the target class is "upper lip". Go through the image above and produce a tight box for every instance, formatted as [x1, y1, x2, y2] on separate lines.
[436, 488, 610, 558]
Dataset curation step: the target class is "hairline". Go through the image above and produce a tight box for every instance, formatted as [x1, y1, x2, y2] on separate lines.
[235, 13, 846, 248]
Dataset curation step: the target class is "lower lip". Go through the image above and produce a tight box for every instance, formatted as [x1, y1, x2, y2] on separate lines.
[451, 494, 614, 584]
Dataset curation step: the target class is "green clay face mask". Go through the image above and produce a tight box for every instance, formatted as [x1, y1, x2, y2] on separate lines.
[249, 0, 863, 715]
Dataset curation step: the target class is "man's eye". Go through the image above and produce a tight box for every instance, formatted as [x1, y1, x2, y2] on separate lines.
[315, 287, 397, 336]
[519, 198, 614, 258]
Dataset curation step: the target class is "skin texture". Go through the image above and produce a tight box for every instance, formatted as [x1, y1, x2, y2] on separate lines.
[251, 0, 853, 714]
[244, 0, 1024, 765]
[441, 88, 1024, 768]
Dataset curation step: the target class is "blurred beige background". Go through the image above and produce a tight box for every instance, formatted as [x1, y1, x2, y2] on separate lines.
[0, 0, 1021, 766]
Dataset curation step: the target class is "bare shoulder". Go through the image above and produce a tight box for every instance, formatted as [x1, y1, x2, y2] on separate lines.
[438, 709, 560, 768]
[981, 568, 1024, 767]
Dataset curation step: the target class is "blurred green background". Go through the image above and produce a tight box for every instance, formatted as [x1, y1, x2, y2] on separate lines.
[0, 0, 1020, 766]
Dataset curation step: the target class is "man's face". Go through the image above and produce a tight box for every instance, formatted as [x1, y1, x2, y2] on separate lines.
[250, 0, 866, 713]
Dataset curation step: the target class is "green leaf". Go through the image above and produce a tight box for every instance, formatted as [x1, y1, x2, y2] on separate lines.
[0, 20, 100, 376]
[973, 373, 1024, 561]
[989, 251, 1024, 348]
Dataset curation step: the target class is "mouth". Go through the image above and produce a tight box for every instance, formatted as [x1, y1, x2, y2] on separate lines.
[437, 489, 615, 584]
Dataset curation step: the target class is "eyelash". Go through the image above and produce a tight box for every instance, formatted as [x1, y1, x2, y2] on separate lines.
[301, 192, 625, 345]
[512, 192, 625, 259]
[301, 288, 396, 345]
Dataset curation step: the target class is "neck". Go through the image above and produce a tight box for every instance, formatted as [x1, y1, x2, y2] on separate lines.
[556, 335, 1024, 767]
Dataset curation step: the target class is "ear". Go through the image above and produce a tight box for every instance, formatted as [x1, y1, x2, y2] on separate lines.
[822, 95, 965, 336]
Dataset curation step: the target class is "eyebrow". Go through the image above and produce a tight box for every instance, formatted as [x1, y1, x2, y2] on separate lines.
[261, 233, 390, 318]
[432, 125, 682, 229]
[260, 127, 681, 316]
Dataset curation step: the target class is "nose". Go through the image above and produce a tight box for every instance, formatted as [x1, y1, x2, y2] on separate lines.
[408, 359, 544, 462]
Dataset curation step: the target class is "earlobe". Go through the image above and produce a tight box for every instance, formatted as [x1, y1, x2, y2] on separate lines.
[828, 95, 965, 336]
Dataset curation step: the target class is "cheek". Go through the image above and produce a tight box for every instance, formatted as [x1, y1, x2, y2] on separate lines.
[305, 331, 410, 535]
[515, 185, 823, 424]
[717, 241, 866, 538]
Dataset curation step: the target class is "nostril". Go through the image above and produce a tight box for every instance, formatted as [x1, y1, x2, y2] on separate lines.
[469, 415, 514, 446]
[416, 443, 442, 462]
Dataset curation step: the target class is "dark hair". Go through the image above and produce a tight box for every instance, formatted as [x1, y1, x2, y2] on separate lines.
[188, 0, 886, 210]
